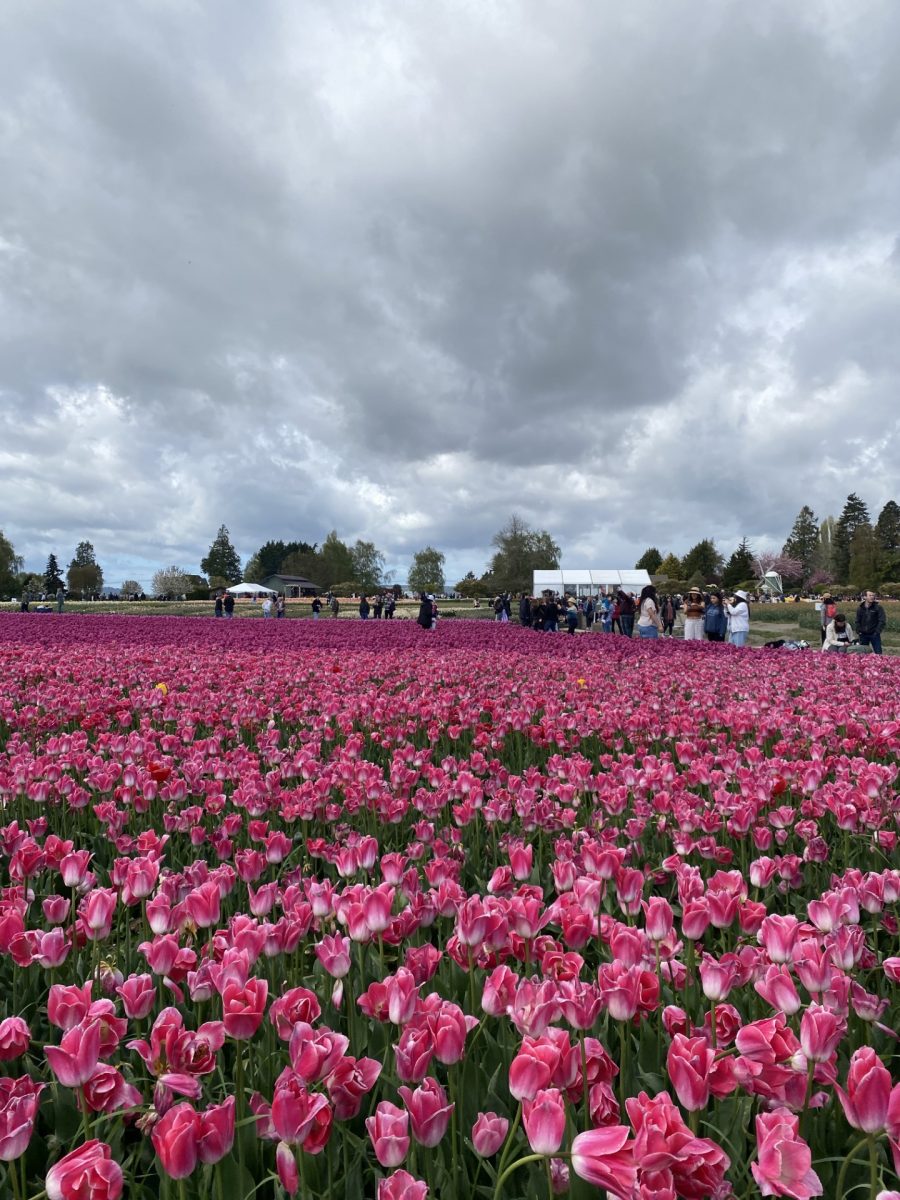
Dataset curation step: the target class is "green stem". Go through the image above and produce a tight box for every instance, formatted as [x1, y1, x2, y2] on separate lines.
[868, 1134, 879, 1199]
[835, 1133, 873, 1200]
[579, 1030, 590, 1131]
[492, 1153, 547, 1200]
[495, 1104, 522, 1183]
[619, 1021, 630, 1112]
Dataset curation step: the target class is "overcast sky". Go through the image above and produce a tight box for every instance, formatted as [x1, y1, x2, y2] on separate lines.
[2, 1, 899, 590]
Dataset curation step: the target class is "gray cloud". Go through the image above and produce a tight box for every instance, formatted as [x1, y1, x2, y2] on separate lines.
[1, 0, 899, 588]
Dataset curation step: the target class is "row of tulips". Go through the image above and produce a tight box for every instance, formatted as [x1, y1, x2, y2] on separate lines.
[0, 613, 899, 1198]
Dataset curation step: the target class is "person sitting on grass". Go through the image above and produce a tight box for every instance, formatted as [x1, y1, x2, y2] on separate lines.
[822, 613, 856, 652]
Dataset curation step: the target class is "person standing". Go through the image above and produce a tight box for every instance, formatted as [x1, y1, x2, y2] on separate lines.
[543, 595, 560, 632]
[617, 590, 636, 638]
[855, 590, 886, 654]
[519, 594, 532, 627]
[660, 594, 675, 636]
[385, 594, 396, 619]
[214, 593, 223, 618]
[330, 595, 340, 618]
[703, 591, 728, 642]
[565, 597, 579, 634]
[359, 596, 370, 620]
[636, 585, 663, 639]
[56, 587, 65, 614]
[417, 593, 432, 630]
[683, 588, 705, 641]
[262, 596, 273, 618]
[223, 591, 235, 619]
[276, 594, 286, 618]
[373, 594, 384, 619]
[311, 595, 322, 620]
[725, 590, 751, 647]
[819, 593, 837, 645]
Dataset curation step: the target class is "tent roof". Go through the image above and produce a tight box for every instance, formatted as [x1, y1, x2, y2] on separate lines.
[532, 569, 651, 589]
[226, 582, 277, 594]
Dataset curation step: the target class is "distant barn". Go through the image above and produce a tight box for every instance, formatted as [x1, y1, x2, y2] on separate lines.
[262, 574, 322, 597]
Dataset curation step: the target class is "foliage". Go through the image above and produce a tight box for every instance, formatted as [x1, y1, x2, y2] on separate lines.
[318, 532, 356, 590]
[656, 552, 684, 580]
[833, 493, 870, 582]
[408, 546, 446, 595]
[722, 538, 755, 592]
[781, 505, 819, 581]
[350, 540, 386, 593]
[635, 547, 663, 574]
[848, 523, 879, 592]
[201, 525, 242, 585]
[43, 553, 64, 592]
[487, 513, 560, 594]
[151, 565, 195, 598]
[0, 529, 24, 597]
[121, 580, 142, 597]
[245, 539, 318, 582]
[67, 541, 103, 596]
[680, 538, 723, 582]
[816, 515, 836, 578]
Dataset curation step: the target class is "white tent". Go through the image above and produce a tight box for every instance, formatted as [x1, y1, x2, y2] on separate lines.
[532, 569, 652, 596]
[226, 582, 277, 595]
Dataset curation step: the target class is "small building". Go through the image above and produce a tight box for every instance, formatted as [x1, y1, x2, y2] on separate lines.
[262, 574, 322, 598]
[532, 569, 652, 598]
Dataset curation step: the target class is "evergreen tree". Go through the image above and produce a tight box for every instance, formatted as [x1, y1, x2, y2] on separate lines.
[635, 547, 663, 574]
[0, 530, 24, 597]
[201, 525, 242, 585]
[848, 523, 878, 592]
[722, 538, 755, 591]
[657, 552, 684, 581]
[782, 505, 819, 581]
[44, 553, 64, 592]
[875, 500, 900, 554]
[67, 541, 104, 596]
[488, 514, 560, 594]
[833, 494, 870, 582]
[680, 539, 723, 582]
[408, 547, 446, 595]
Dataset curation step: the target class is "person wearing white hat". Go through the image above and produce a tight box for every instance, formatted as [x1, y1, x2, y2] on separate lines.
[725, 590, 751, 647]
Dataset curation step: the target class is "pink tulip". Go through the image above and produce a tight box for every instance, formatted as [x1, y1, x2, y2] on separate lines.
[197, 1095, 236, 1164]
[570, 1125, 636, 1196]
[315, 933, 352, 978]
[81, 888, 118, 940]
[377, 1170, 429, 1199]
[0, 1076, 44, 1162]
[152, 1103, 201, 1179]
[276, 1141, 299, 1194]
[271, 1072, 333, 1152]
[834, 1048, 892, 1134]
[799, 1004, 846, 1063]
[366, 1101, 410, 1168]
[222, 976, 268, 1039]
[0, 1018, 30, 1062]
[666, 1034, 714, 1111]
[46, 1140, 123, 1200]
[471, 1111, 509, 1156]
[755, 965, 802, 1015]
[751, 1109, 822, 1199]
[523, 1088, 566, 1155]
[116, 974, 156, 1020]
[45, 1019, 102, 1087]
[47, 982, 93, 1031]
[398, 1077, 453, 1148]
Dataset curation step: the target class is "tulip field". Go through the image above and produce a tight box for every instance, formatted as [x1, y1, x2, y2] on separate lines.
[2, 613, 900, 1200]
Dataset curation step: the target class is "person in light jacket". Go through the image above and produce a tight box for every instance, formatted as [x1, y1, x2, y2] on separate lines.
[822, 613, 855, 651]
[683, 588, 705, 641]
[725, 590, 751, 647]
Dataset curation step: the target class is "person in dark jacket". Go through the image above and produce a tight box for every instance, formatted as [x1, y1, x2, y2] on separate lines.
[359, 596, 370, 619]
[543, 596, 560, 632]
[214, 593, 223, 618]
[617, 591, 636, 638]
[703, 592, 728, 642]
[519, 594, 532, 626]
[417, 593, 433, 630]
[856, 591, 886, 654]
[223, 592, 235, 618]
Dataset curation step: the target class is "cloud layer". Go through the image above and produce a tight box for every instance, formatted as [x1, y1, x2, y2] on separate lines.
[2, 0, 899, 588]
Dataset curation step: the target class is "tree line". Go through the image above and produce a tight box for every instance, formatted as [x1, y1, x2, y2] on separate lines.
[635, 494, 900, 594]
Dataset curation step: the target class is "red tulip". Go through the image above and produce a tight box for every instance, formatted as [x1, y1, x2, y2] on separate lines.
[271, 1072, 333, 1152]
[46, 1140, 123, 1200]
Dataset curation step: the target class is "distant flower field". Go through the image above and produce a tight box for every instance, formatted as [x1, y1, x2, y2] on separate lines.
[1, 614, 899, 1199]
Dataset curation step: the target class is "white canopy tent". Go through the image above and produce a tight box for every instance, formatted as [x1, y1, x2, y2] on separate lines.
[532, 569, 652, 597]
[226, 582, 277, 595]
